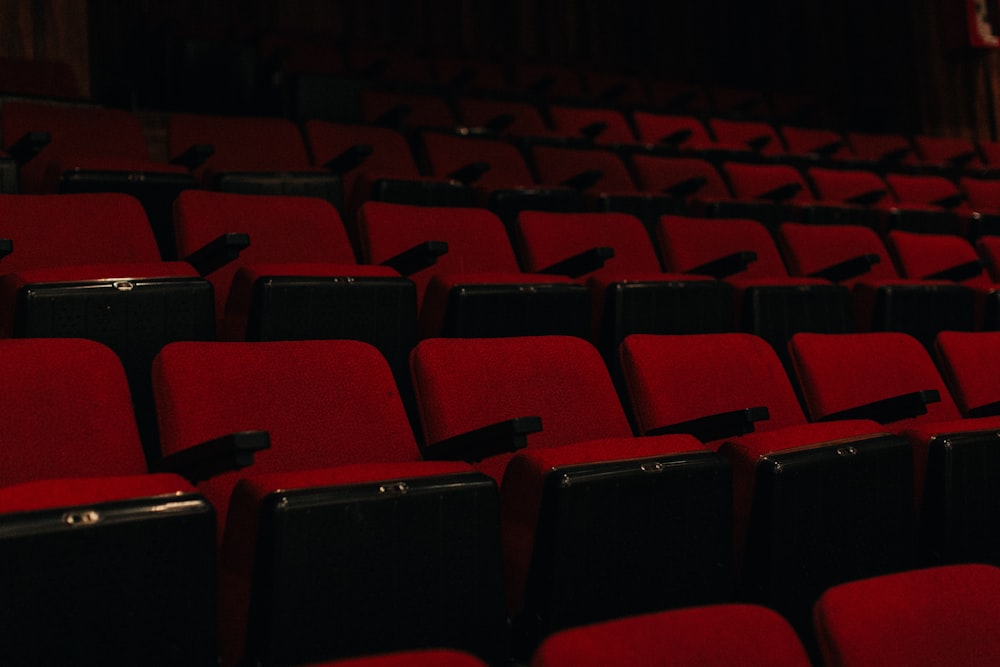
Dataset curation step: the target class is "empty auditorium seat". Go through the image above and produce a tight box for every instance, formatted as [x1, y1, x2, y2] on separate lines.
[789, 331, 1000, 564]
[618, 332, 914, 635]
[359, 201, 590, 339]
[779, 125, 853, 161]
[455, 97, 554, 138]
[629, 154, 732, 214]
[814, 564, 1000, 667]
[1, 100, 198, 257]
[410, 335, 733, 650]
[846, 131, 919, 167]
[581, 70, 649, 106]
[656, 215, 853, 363]
[166, 111, 341, 205]
[547, 105, 637, 145]
[913, 134, 986, 171]
[531, 604, 811, 667]
[0, 337, 217, 665]
[154, 339, 508, 666]
[777, 222, 976, 348]
[419, 131, 584, 226]
[884, 172, 969, 235]
[359, 88, 458, 130]
[647, 80, 711, 113]
[708, 118, 786, 157]
[514, 210, 733, 353]
[935, 330, 1000, 417]
[0, 192, 215, 460]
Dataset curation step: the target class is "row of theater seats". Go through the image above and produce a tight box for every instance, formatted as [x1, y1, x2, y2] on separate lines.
[3, 97, 1000, 255]
[4, 329, 1000, 664]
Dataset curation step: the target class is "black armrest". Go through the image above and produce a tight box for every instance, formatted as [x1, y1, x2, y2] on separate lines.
[0, 238, 11, 261]
[662, 176, 708, 198]
[747, 134, 773, 152]
[7, 131, 51, 166]
[381, 240, 448, 276]
[483, 114, 516, 134]
[967, 400, 1000, 418]
[658, 128, 694, 148]
[560, 169, 604, 191]
[169, 143, 215, 170]
[879, 147, 912, 164]
[323, 144, 373, 174]
[688, 250, 757, 279]
[931, 193, 964, 210]
[809, 253, 881, 282]
[846, 189, 888, 206]
[646, 406, 769, 442]
[948, 151, 979, 168]
[757, 182, 803, 203]
[157, 430, 270, 484]
[539, 246, 615, 278]
[423, 416, 542, 462]
[448, 161, 491, 185]
[924, 260, 982, 282]
[185, 232, 250, 277]
[813, 140, 845, 159]
[580, 121, 608, 141]
[374, 103, 412, 128]
[818, 389, 941, 424]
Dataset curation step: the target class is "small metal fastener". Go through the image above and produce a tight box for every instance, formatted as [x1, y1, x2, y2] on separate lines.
[113, 281, 135, 292]
[379, 481, 409, 494]
[63, 510, 101, 526]
[641, 461, 665, 473]
[836, 446, 858, 457]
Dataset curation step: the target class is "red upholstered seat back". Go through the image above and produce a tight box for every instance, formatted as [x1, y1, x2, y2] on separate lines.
[531, 604, 811, 667]
[173, 190, 356, 321]
[547, 105, 637, 145]
[530, 145, 637, 193]
[167, 112, 312, 179]
[807, 167, 892, 207]
[885, 172, 967, 210]
[2, 102, 151, 193]
[631, 155, 731, 199]
[914, 135, 985, 169]
[656, 215, 791, 278]
[935, 331, 1000, 417]
[814, 564, 1000, 667]
[780, 126, 852, 159]
[410, 336, 634, 483]
[976, 235, 1000, 280]
[0, 193, 162, 270]
[515, 211, 662, 276]
[961, 176, 1000, 214]
[846, 131, 917, 164]
[709, 118, 786, 156]
[153, 339, 420, 529]
[0, 338, 147, 485]
[456, 98, 551, 137]
[421, 132, 535, 187]
[789, 332, 963, 427]
[886, 230, 991, 287]
[303, 120, 421, 193]
[631, 112, 714, 149]
[359, 201, 520, 306]
[777, 222, 899, 284]
[618, 333, 808, 443]
[359, 89, 458, 128]
[722, 162, 814, 202]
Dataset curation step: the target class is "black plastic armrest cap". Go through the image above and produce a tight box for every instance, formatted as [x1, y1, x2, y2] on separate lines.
[185, 232, 251, 277]
[423, 416, 542, 463]
[688, 250, 758, 279]
[538, 246, 614, 278]
[169, 143, 215, 170]
[381, 240, 448, 276]
[809, 253, 881, 282]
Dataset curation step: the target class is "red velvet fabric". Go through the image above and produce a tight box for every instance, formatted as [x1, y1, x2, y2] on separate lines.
[166, 112, 313, 185]
[846, 131, 919, 165]
[887, 230, 991, 287]
[421, 132, 535, 187]
[807, 167, 894, 208]
[532, 604, 811, 667]
[777, 222, 898, 286]
[780, 126, 854, 160]
[788, 332, 963, 426]
[885, 173, 974, 216]
[153, 339, 421, 536]
[935, 331, 1000, 416]
[814, 564, 1000, 667]
[0, 193, 162, 270]
[630, 155, 731, 200]
[656, 215, 792, 278]
[0, 473, 195, 513]
[456, 98, 554, 138]
[977, 235, 1000, 280]
[914, 135, 986, 169]
[173, 190, 357, 326]
[722, 162, 814, 202]
[710, 119, 787, 157]
[632, 112, 736, 151]
[359, 89, 458, 128]
[515, 211, 662, 276]
[0, 338, 147, 485]
[530, 145, 637, 193]
[410, 336, 634, 485]
[221, 262, 402, 340]
[547, 105, 637, 145]
[1, 102, 154, 193]
[500, 434, 707, 614]
[618, 333, 810, 444]
[961, 177, 1000, 216]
